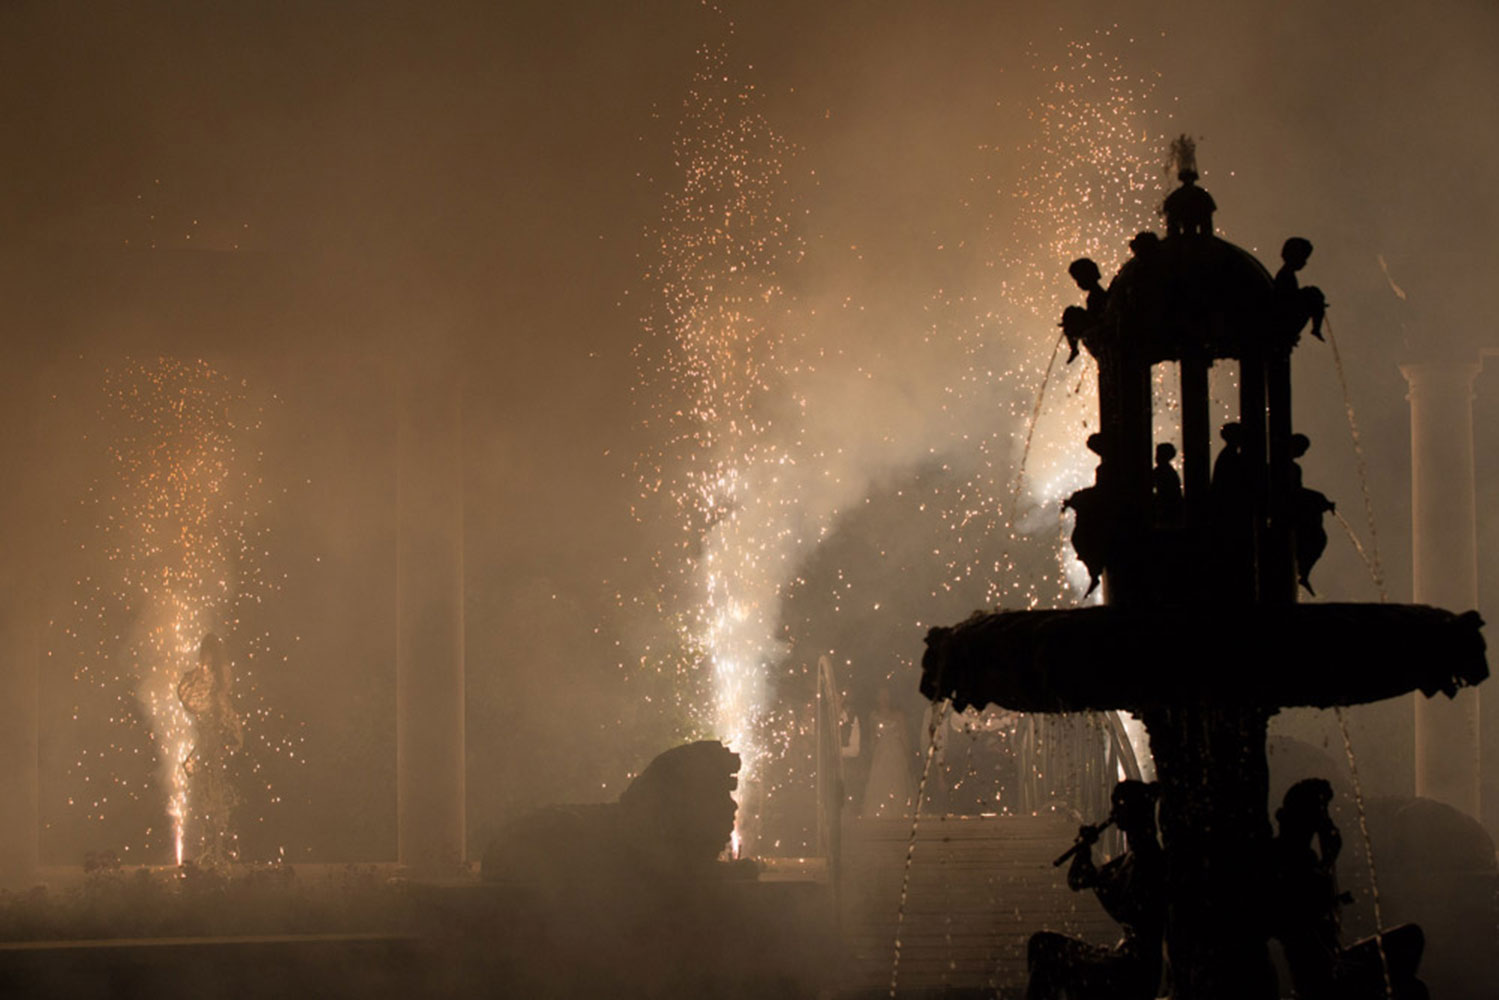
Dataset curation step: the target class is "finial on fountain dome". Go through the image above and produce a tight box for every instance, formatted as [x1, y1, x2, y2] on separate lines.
[1162, 134, 1216, 238]
[1169, 133, 1198, 181]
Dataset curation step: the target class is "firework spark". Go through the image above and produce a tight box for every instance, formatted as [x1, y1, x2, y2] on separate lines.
[632, 37, 805, 849]
[631, 29, 1175, 853]
[953, 31, 1172, 605]
[60, 357, 296, 865]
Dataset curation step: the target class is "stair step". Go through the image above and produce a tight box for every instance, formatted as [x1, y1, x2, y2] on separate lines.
[840, 814, 1120, 992]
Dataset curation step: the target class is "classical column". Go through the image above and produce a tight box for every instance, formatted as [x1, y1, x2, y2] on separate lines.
[396, 359, 466, 872]
[1400, 360, 1481, 818]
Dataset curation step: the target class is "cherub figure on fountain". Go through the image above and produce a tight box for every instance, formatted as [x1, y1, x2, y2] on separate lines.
[1275, 237, 1327, 343]
[1269, 779, 1427, 1000]
[177, 632, 244, 870]
[1153, 442, 1183, 525]
[1062, 433, 1118, 598]
[1027, 780, 1166, 1000]
[1289, 434, 1336, 595]
[1061, 258, 1111, 364]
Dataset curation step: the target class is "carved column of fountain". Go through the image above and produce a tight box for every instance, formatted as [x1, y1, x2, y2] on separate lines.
[922, 171, 1487, 999]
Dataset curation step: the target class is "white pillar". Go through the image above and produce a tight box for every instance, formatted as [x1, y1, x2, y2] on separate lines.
[1401, 360, 1481, 818]
[396, 360, 466, 872]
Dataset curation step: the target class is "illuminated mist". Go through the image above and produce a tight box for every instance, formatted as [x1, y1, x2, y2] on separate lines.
[0, 0, 1493, 931]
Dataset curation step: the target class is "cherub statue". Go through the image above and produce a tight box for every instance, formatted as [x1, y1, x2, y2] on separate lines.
[1060, 257, 1110, 364]
[1290, 433, 1335, 595]
[1276, 237, 1327, 342]
[1028, 780, 1166, 1000]
[1269, 779, 1427, 999]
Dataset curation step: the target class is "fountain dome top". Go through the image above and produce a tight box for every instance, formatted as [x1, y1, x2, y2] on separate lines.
[1104, 234, 1280, 364]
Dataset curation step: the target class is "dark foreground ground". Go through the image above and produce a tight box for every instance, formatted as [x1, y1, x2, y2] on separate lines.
[3, 804, 1496, 999]
[0, 862, 837, 1000]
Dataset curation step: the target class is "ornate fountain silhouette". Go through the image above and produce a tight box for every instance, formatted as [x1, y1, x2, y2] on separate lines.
[920, 142, 1488, 999]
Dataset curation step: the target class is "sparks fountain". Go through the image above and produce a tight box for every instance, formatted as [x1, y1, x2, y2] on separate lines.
[919, 154, 1488, 999]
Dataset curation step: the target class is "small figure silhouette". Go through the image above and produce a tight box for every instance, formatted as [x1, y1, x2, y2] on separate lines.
[1276, 237, 1327, 342]
[1152, 442, 1183, 524]
[1060, 258, 1110, 364]
[1064, 434, 1116, 596]
[1128, 231, 1161, 259]
[1069, 258, 1110, 316]
[1211, 422, 1246, 504]
[1269, 778, 1427, 1000]
[1209, 423, 1254, 583]
[1063, 487, 1109, 597]
[1027, 780, 1165, 1000]
[1289, 433, 1335, 595]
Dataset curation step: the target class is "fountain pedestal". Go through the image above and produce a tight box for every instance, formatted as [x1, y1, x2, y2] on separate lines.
[923, 606, 1485, 999]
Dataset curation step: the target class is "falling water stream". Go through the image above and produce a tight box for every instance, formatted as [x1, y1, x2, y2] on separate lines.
[1324, 318, 1395, 998]
[1334, 705, 1396, 1000]
[888, 698, 951, 998]
[1324, 316, 1387, 596]
[1010, 332, 1068, 517]
[1331, 509, 1381, 588]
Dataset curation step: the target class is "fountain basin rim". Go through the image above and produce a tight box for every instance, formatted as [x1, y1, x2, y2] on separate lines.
[920, 603, 1486, 714]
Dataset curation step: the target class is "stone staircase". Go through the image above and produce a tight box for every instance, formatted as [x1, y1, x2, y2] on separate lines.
[838, 813, 1119, 996]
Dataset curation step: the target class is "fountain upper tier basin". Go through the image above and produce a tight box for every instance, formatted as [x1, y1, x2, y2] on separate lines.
[921, 604, 1486, 714]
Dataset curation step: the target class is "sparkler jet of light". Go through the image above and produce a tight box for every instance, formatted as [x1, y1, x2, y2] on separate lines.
[633, 40, 804, 850]
[62, 357, 294, 866]
[635, 29, 1176, 850]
